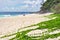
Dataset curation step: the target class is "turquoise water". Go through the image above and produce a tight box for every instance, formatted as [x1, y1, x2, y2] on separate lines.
[0, 12, 33, 17]
[0, 15, 10, 17]
[0, 15, 12, 18]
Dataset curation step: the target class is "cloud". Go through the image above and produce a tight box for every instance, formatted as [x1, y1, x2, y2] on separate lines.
[44, 0, 47, 2]
[23, 1, 36, 4]
[1, 4, 29, 12]
[0, 0, 45, 12]
[23, 0, 42, 5]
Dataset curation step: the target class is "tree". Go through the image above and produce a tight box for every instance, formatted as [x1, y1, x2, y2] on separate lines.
[51, 3, 60, 13]
[40, 0, 60, 13]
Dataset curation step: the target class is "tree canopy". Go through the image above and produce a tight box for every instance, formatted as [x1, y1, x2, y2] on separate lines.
[40, 0, 60, 13]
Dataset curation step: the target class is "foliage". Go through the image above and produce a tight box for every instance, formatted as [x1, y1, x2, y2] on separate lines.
[51, 3, 60, 13]
[10, 14, 60, 40]
[0, 14, 60, 40]
[41, 0, 60, 12]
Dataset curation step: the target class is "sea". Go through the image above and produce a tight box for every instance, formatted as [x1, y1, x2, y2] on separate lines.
[0, 12, 33, 18]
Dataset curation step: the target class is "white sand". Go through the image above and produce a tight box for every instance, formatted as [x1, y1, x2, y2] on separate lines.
[0, 13, 54, 40]
[0, 13, 53, 35]
[49, 29, 60, 34]
[46, 36, 60, 40]
[27, 29, 48, 37]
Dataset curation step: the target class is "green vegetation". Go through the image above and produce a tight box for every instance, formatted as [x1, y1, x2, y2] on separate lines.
[11, 14, 60, 40]
[51, 3, 60, 13]
[0, 0, 60, 40]
[41, 0, 60, 13]
[0, 13, 60, 40]
[9, 14, 60, 40]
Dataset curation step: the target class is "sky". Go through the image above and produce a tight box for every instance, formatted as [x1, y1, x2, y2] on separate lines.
[0, 0, 46, 12]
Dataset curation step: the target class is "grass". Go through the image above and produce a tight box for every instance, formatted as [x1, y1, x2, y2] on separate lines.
[0, 13, 60, 40]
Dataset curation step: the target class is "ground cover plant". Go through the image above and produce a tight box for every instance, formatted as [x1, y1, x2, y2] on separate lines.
[0, 13, 60, 40]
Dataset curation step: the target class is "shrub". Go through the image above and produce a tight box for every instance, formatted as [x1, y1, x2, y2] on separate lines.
[51, 3, 60, 13]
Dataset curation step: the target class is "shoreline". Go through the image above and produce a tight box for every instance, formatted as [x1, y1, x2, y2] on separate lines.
[0, 13, 53, 36]
[0, 13, 53, 19]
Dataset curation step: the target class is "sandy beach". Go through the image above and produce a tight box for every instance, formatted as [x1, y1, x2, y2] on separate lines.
[0, 13, 53, 37]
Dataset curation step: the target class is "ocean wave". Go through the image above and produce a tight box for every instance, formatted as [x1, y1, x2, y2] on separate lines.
[0, 15, 12, 18]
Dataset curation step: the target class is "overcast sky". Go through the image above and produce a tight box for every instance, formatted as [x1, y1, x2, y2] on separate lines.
[0, 0, 46, 12]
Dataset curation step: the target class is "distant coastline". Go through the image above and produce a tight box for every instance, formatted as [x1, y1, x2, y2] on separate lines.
[0, 12, 40, 18]
[0, 12, 39, 15]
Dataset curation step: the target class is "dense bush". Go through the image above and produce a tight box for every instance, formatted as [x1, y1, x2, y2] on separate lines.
[40, 0, 60, 13]
[51, 3, 60, 13]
